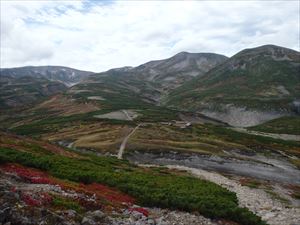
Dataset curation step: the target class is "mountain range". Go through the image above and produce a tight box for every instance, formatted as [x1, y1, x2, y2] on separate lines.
[1, 44, 300, 225]
[0, 66, 93, 86]
[1, 44, 299, 127]
[0, 66, 93, 108]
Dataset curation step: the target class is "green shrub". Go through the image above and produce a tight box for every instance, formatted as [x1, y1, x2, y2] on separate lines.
[0, 147, 267, 225]
[52, 196, 82, 212]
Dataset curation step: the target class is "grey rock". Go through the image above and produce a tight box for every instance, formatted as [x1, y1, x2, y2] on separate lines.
[65, 209, 77, 218]
[81, 217, 96, 225]
[147, 218, 155, 225]
[131, 211, 143, 220]
[0, 207, 11, 223]
[88, 210, 105, 220]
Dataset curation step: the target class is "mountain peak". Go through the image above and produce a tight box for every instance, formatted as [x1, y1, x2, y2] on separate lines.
[236, 44, 300, 59]
[174, 51, 191, 56]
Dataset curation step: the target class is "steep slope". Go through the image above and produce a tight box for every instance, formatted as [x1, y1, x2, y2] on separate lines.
[0, 66, 94, 86]
[133, 52, 228, 91]
[166, 45, 300, 127]
[71, 52, 227, 107]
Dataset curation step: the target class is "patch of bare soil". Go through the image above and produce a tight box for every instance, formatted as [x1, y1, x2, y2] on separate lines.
[94, 110, 139, 121]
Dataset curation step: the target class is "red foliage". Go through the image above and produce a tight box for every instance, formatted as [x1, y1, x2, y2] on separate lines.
[81, 183, 136, 205]
[40, 192, 53, 204]
[21, 192, 53, 206]
[21, 193, 40, 206]
[129, 207, 149, 217]
[1, 164, 54, 184]
[1, 164, 136, 210]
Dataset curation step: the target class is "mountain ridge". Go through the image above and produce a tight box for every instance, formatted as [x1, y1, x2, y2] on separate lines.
[2, 44, 299, 127]
[165, 44, 300, 126]
[0, 65, 94, 86]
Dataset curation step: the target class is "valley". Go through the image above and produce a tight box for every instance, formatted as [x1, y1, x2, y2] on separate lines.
[0, 44, 300, 225]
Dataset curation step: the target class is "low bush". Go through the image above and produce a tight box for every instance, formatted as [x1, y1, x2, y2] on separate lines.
[0, 147, 267, 225]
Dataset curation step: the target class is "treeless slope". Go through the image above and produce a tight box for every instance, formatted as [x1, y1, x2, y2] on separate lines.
[0, 131, 80, 158]
[34, 94, 100, 116]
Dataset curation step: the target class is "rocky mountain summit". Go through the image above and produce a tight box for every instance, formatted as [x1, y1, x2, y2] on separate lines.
[133, 52, 228, 90]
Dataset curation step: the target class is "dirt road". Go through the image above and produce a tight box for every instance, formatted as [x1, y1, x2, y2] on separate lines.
[117, 124, 140, 159]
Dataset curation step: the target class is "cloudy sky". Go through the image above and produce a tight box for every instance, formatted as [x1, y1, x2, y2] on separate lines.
[1, 0, 299, 72]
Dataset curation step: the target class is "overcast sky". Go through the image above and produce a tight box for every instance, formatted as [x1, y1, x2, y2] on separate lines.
[1, 0, 299, 72]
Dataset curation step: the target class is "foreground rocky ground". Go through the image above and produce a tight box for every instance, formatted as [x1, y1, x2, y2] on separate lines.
[3, 162, 299, 225]
[0, 164, 235, 225]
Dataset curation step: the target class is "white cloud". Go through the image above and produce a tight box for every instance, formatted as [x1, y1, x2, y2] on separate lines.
[1, 0, 299, 72]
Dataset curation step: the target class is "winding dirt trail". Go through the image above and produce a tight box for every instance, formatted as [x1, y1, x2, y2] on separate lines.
[117, 124, 140, 159]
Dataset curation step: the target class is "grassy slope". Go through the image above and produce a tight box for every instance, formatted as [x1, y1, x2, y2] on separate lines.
[7, 112, 300, 158]
[128, 123, 300, 157]
[0, 133, 266, 225]
[249, 116, 300, 135]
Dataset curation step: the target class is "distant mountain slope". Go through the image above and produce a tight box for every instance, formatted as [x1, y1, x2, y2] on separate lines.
[74, 52, 228, 106]
[249, 116, 300, 135]
[133, 52, 228, 91]
[0, 75, 67, 109]
[166, 45, 300, 127]
[0, 66, 94, 86]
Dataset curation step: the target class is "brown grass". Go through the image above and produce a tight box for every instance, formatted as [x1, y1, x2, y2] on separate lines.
[43, 123, 132, 153]
[34, 94, 100, 116]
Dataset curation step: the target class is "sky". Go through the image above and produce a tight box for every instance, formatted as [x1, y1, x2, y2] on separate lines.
[1, 0, 299, 72]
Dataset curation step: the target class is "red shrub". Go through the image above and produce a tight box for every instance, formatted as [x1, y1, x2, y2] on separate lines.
[1, 164, 53, 184]
[21, 192, 53, 206]
[1, 164, 137, 210]
[129, 207, 149, 217]
[81, 183, 136, 205]
[40, 192, 53, 204]
[22, 193, 40, 206]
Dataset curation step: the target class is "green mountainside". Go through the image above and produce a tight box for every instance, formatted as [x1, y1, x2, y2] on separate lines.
[249, 116, 300, 135]
[0, 75, 67, 109]
[72, 52, 227, 105]
[165, 45, 300, 126]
